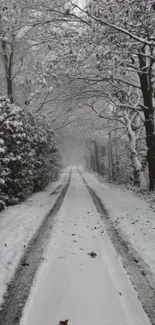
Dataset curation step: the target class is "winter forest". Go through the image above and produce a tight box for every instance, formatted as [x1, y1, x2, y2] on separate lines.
[1, 0, 155, 211]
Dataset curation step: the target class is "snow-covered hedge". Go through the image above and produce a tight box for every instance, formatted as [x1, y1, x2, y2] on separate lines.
[0, 97, 61, 211]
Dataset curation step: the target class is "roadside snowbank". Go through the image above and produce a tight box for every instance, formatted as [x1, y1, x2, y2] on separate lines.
[0, 169, 70, 306]
[82, 169, 155, 281]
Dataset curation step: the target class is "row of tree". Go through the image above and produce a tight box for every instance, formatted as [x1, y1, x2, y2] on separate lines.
[0, 1, 66, 211]
[66, 0, 155, 190]
[85, 132, 147, 187]
[1, 0, 155, 191]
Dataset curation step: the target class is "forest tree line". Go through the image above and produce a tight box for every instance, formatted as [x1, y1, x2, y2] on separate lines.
[0, 0, 155, 209]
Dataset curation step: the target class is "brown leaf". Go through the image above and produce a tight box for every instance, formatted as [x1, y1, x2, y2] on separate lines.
[88, 251, 97, 258]
[59, 320, 68, 325]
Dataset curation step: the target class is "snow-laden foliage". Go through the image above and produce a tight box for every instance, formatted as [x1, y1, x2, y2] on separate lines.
[63, 0, 155, 190]
[1, 0, 155, 191]
[0, 97, 61, 211]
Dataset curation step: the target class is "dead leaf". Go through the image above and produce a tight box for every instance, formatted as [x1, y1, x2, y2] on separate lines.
[88, 251, 97, 258]
[58, 320, 68, 325]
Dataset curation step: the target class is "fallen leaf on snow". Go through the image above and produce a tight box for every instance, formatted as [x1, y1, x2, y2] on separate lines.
[87, 251, 97, 258]
[58, 320, 68, 325]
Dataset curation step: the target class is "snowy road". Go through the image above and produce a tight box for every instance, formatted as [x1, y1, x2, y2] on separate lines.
[20, 168, 151, 325]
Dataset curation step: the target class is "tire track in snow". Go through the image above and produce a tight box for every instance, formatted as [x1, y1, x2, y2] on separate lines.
[79, 170, 155, 325]
[0, 170, 72, 325]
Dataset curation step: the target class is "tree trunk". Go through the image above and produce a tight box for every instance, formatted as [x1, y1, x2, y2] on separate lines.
[124, 112, 146, 189]
[6, 74, 13, 104]
[94, 140, 100, 173]
[7, 50, 14, 103]
[144, 112, 155, 190]
[108, 132, 115, 181]
[138, 48, 155, 190]
[100, 145, 105, 176]
[90, 154, 95, 171]
[1, 39, 14, 103]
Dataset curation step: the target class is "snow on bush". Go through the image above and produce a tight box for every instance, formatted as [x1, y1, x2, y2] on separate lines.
[0, 97, 61, 211]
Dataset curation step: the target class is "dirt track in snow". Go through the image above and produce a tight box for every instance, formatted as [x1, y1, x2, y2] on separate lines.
[0, 172, 71, 325]
[0, 167, 155, 325]
[20, 168, 154, 325]
[80, 170, 155, 325]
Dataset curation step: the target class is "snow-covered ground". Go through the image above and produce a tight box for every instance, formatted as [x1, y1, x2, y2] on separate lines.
[0, 169, 70, 306]
[81, 168, 155, 280]
[20, 169, 150, 325]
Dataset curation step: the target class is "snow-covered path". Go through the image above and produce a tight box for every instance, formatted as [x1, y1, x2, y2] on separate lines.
[20, 168, 151, 325]
[0, 169, 70, 305]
